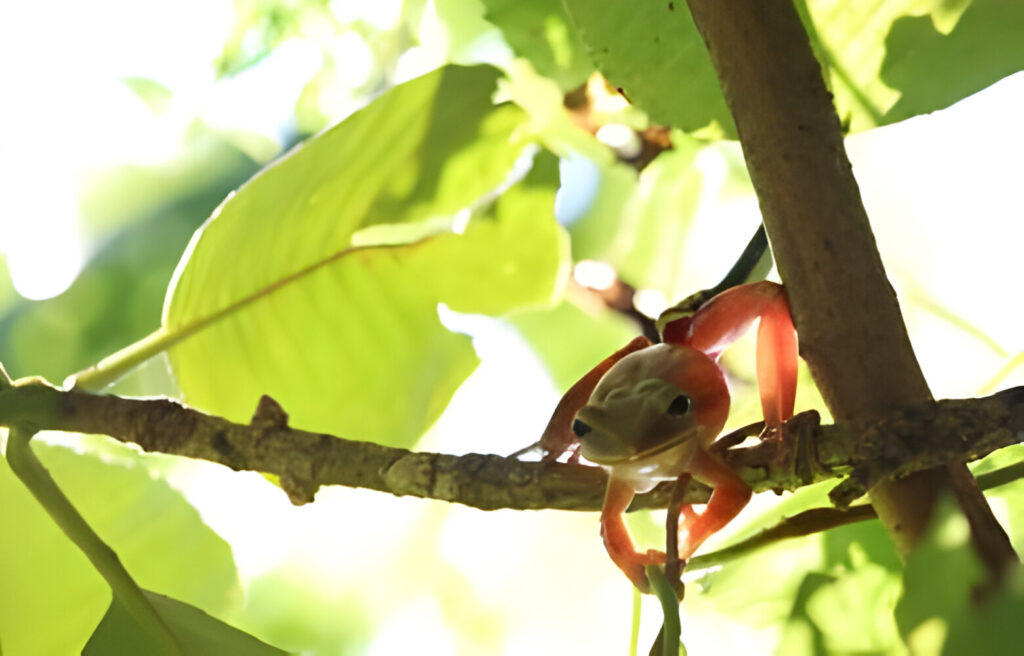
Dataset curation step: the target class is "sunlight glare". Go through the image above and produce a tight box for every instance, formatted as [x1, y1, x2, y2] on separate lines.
[431, 304, 557, 455]
[203, 40, 323, 160]
[366, 598, 457, 656]
[633, 288, 669, 318]
[596, 123, 642, 160]
[328, 32, 377, 89]
[573, 259, 616, 290]
[331, 0, 404, 30]
[0, 159, 85, 300]
[847, 72, 1024, 396]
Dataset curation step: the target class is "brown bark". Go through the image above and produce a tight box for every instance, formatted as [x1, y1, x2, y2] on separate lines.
[683, 0, 1015, 576]
[3, 380, 1024, 514]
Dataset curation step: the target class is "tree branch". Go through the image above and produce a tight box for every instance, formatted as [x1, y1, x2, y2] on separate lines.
[683, 0, 1016, 577]
[2, 380, 1023, 514]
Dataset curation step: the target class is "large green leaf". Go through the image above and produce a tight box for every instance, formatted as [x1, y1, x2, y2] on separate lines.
[564, 0, 1024, 136]
[84, 590, 287, 656]
[164, 84, 566, 448]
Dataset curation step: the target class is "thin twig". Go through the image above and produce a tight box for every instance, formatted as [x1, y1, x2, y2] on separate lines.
[687, 505, 876, 570]
[664, 473, 690, 595]
[686, 458, 1024, 570]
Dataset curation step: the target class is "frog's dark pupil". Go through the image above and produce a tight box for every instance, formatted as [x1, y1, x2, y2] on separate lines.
[667, 394, 691, 416]
[572, 419, 592, 437]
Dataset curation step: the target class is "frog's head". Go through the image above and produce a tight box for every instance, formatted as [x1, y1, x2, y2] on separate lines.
[574, 343, 729, 467]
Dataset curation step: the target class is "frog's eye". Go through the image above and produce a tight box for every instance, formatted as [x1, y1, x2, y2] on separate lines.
[572, 419, 593, 438]
[666, 394, 691, 416]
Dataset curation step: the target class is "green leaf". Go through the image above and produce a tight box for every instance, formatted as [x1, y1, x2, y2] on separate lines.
[563, 0, 735, 136]
[564, 0, 1024, 135]
[804, 548, 903, 653]
[355, 70, 530, 232]
[481, 0, 593, 90]
[684, 483, 903, 653]
[896, 495, 1024, 655]
[805, 0, 1024, 132]
[84, 590, 288, 656]
[0, 439, 241, 655]
[163, 87, 566, 449]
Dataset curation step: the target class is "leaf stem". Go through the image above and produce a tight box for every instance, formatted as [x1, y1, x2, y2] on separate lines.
[67, 327, 175, 391]
[711, 223, 769, 296]
[629, 586, 641, 656]
[4, 426, 182, 655]
[645, 566, 682, 655]
[68, 241, 392, 391]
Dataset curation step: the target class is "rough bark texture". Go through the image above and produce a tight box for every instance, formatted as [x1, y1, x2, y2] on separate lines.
[3, 381, 1024, 514]
[683, 0, 1015, 574]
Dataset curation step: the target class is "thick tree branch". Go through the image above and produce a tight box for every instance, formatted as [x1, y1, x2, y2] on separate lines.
[2, 380, 1023, 513]
[683, 0, 1016, 577]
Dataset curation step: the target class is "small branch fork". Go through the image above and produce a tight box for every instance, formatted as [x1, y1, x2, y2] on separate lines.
[2, 376, 1024, 514]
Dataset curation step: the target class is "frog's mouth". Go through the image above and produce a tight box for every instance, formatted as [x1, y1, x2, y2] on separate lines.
[579, 424, 702, 466]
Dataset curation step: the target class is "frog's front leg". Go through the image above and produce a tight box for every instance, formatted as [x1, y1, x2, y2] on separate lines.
[600, 476, 665, 592]
[677, 448, 752, 560]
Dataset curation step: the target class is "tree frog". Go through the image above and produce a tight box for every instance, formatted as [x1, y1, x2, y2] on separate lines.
[541, 281, 798, 591]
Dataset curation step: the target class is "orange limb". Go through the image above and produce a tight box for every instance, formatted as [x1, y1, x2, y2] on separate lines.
[538, 335, 652, 461]
[675, 281, 782, 353]
[755, 291, 798, 428]
[677, 449, 752, 560]
[600, 477, 665, 592]
[675, 281, 797, 428]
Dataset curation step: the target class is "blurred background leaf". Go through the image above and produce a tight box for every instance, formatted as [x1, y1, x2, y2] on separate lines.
[481, 0, 592, 91]
[0, 145, 257, 384]
[563, 0, 736, 136]
[896, 497, 1024, 655]
[562, 0, 1024, 136]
